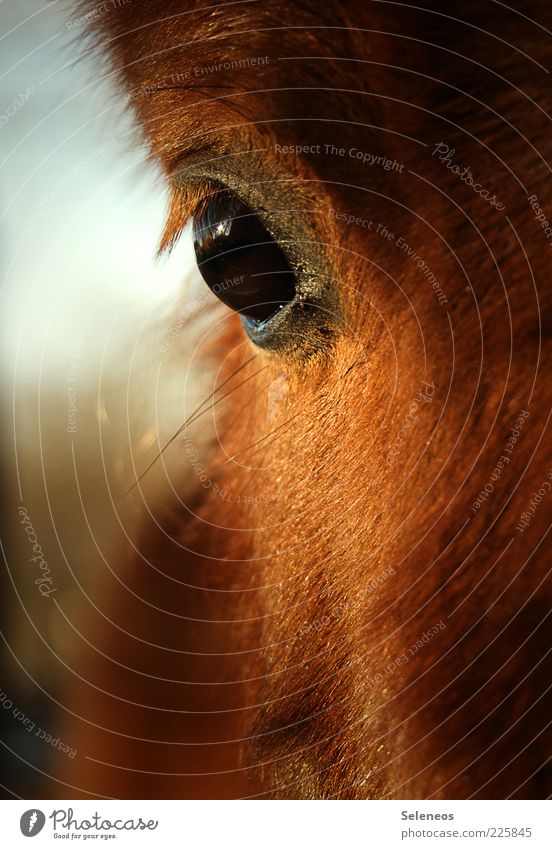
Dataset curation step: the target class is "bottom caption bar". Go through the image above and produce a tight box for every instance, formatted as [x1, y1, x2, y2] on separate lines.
[1, 799, 550, 848]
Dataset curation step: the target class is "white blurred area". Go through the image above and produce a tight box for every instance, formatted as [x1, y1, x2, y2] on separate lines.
[1, 0, 201, 451]
[0, 0, 206, 774]
[1, 0, 197, 369]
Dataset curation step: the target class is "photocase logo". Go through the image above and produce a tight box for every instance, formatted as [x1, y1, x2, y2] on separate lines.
[20, 809, 46, 837]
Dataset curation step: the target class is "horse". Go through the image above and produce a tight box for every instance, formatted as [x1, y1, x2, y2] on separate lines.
[62, 0, 552, 798]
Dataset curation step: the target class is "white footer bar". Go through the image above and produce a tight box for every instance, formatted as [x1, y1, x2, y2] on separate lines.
[2, 799, 550, 848]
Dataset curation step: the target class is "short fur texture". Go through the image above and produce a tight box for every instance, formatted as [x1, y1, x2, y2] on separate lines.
[63, 0, 552, 798]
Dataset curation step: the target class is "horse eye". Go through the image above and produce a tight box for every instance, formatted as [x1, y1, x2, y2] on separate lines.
[192, 188, 296, 327]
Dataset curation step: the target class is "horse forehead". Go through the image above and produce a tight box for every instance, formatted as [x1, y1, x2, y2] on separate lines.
[84, 1, 381, 118]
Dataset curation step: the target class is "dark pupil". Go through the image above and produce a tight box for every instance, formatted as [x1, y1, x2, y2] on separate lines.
[192, 189, 296, 324]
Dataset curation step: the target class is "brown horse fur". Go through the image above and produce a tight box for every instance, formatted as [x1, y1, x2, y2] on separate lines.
[62, 0, 552, 798]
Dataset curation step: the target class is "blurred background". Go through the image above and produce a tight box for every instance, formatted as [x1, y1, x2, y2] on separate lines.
[0, 0, 201, 797]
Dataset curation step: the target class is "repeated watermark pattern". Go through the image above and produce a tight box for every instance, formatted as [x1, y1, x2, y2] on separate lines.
[161, 274, 245, 354]
[18, 506, 57, 597]
[13, 137, 119, 252]
[394, 235, 447, 306]
[432, 142, 505, 211]
[471, 409, 530, 513]
[299, 566, 396, 637]
[328, 210, 447, 306]
[3, 0, 550, 810]
[128, 57, 271, 101]
[0, 690, 76, 758]
[275, 142, 404, 172]
[65, 0, 132, 31]
[66, 311, 91, 434]
[515, 470, 552, 534]
[387, 381, 436, 465]
[527, 193, 552, 247]
[181, 433, 278, 504]
[0, 84, 34, 128]
[361, 621, 447, 693]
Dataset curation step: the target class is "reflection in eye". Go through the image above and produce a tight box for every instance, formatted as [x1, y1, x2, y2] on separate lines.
[192, 187, 296, 327]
